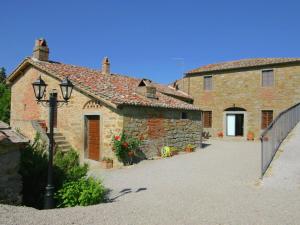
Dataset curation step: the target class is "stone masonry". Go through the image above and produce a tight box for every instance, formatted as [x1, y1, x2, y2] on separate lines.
[123, 106, 202, 158]
[176, 63, 300, 139]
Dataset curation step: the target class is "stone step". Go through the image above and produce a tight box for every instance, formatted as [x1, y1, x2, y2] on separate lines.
[53, 136, 66, 141]
[55, 140, 69, 145]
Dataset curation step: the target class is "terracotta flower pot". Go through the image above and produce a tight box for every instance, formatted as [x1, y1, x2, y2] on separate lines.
[247, 132, 254, 141]
[128, 150, 134, 157]
[102, 160, 113, 169]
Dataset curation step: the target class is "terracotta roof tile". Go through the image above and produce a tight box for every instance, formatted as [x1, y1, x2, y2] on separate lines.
[186, 58, 300, 74]
[28, 58, 199, 111]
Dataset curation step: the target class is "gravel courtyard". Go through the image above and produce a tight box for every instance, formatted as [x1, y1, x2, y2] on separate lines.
[1, 129, 300, 225]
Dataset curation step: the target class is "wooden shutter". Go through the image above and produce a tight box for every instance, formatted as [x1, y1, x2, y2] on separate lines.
[204, 76, 212, 90]
[204, 111, 212, 128]
[261, 110, 273, 129]
[262, 70, 274, 87]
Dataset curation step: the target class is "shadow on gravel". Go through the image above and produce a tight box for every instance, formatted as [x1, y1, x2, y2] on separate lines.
[108, 187, 147, 202]
[201, 143, 211, 148]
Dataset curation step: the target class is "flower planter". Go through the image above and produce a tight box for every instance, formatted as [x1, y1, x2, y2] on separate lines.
[247, 132, 254, 141]
[185, 147, 193, 153]
[102, 160, 113, 169]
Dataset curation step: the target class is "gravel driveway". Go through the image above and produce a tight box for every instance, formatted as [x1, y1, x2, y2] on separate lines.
[1, 134, 300, 225]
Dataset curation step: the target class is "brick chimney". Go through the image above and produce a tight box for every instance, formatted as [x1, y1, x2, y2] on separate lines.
[102, 57, 110, 75]
[33, 38, 49, 61]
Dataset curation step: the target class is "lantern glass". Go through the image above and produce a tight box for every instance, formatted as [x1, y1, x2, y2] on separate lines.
[60, 77, 74, 101]
[32, 76, 47, 101]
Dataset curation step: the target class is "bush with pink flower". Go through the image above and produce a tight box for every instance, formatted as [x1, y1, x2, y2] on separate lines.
[112, 132, 142, 165]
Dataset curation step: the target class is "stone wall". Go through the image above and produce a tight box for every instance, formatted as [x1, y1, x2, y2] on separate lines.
[122, 106, 202, 158]
[177, 63, 300, 139]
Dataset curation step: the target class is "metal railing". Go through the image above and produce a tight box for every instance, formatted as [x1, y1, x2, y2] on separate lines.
[261, 103, 300, 177]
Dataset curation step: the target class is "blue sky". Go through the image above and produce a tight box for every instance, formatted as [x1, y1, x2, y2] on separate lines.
[1, 0, 300, 84]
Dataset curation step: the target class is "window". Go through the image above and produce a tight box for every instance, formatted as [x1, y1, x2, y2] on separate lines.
[203, 111, 212, 128]
[261, 110, 273, 129]
[204, 76, 212, 90]
[181, 112, 188, 119]
[262, 70, 274, 87]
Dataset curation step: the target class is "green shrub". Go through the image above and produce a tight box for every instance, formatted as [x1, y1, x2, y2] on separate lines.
[20, 134, 97, 209]
[112, 132, 142, 165]
[55, 177, 106, 207]
[19, 133, 48, 209]
[54, 149, 88, 187]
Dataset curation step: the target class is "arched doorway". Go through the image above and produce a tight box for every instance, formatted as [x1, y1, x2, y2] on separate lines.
[224, 107, 246, 137]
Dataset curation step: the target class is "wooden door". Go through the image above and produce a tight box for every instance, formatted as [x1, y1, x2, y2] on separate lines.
[87, 115, 100, 161]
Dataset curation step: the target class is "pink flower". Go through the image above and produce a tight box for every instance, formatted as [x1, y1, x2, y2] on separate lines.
[114, 135, 120, 141]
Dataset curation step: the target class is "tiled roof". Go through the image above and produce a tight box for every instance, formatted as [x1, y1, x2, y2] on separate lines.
[0, 121, 29, 144]
[26, 58, 199, 111]
[186, 58, 300, 74]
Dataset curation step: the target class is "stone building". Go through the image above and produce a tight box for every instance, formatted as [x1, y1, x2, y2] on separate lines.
[7, 39, 202, 164]
[0, 121, 28, 205]
[174, 58, 300, 139]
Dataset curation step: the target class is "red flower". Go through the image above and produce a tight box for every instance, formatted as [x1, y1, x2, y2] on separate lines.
[122, 142, 129, 148]
[114, 135, 120, 141]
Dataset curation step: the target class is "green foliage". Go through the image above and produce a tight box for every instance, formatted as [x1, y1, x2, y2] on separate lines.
[19, 133, 48, 208]
[112, 132, 142, 165]
[20, 134, 104, 209]
[0, 82, 11, 123]
[55, 177, 106, 207]
[0, 67, 6, 83]
[161, 146, 171, 158]
[54, 149, 88, 187]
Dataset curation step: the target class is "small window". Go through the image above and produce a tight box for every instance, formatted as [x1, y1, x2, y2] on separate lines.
[261, 110, 273, 129]
[181, 112, 188, 119]
[204, 76, 212, 90]
[262, 70, 274, 87]
[203, 111, 212, 128]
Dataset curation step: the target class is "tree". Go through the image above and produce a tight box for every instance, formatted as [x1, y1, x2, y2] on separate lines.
[0, 67, 6, 83]
[0, 67, 10, 123]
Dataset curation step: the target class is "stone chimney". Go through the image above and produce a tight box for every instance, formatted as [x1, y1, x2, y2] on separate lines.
[136, 79, 158, 99]
[102, 57, 110, 75]
[33, 38, 49, 61]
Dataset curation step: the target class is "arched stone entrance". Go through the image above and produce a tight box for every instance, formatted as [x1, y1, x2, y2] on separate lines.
[223, 107, 247, 137]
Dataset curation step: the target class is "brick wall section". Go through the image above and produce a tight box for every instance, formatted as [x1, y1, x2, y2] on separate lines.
[122, 106, 202, 158]
[177, 64, 300, 139]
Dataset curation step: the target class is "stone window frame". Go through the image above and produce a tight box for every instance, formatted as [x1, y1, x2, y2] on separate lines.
[203, 75, 213, 91]
[82, 112, 103, 162]
[261, 69, 275, 87]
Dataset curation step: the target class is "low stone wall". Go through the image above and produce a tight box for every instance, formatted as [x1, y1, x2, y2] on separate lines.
[122, 106, 202, 158]
[0, 144, 23, 205]
[0, 121, 28, 205]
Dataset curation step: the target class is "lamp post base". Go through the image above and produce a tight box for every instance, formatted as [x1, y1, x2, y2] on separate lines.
[44, 185, 55, 209]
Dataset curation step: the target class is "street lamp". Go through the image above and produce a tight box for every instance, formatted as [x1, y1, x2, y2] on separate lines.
[32, 76, 74, 209]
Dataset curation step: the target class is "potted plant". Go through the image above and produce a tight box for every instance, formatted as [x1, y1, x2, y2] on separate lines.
[102, 157, 113, 169]
[247, 131, 254, 141]
[170, 146, 179, 156]
[184, 144, 195, 153]
[217, 131, 224, 138]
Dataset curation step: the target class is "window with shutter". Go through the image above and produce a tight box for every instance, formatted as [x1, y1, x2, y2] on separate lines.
[203, 111, 212, 128]
[262, 70, 274, 87]
[204, 76, 212, 90]
[261, 110, 273, 129]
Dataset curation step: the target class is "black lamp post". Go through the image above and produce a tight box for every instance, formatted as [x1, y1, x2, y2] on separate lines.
[32, 76, 74, 209]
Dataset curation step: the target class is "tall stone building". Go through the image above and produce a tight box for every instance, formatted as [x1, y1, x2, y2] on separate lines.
[7, 39, 202, 165]
[174, 58, 300, 139]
